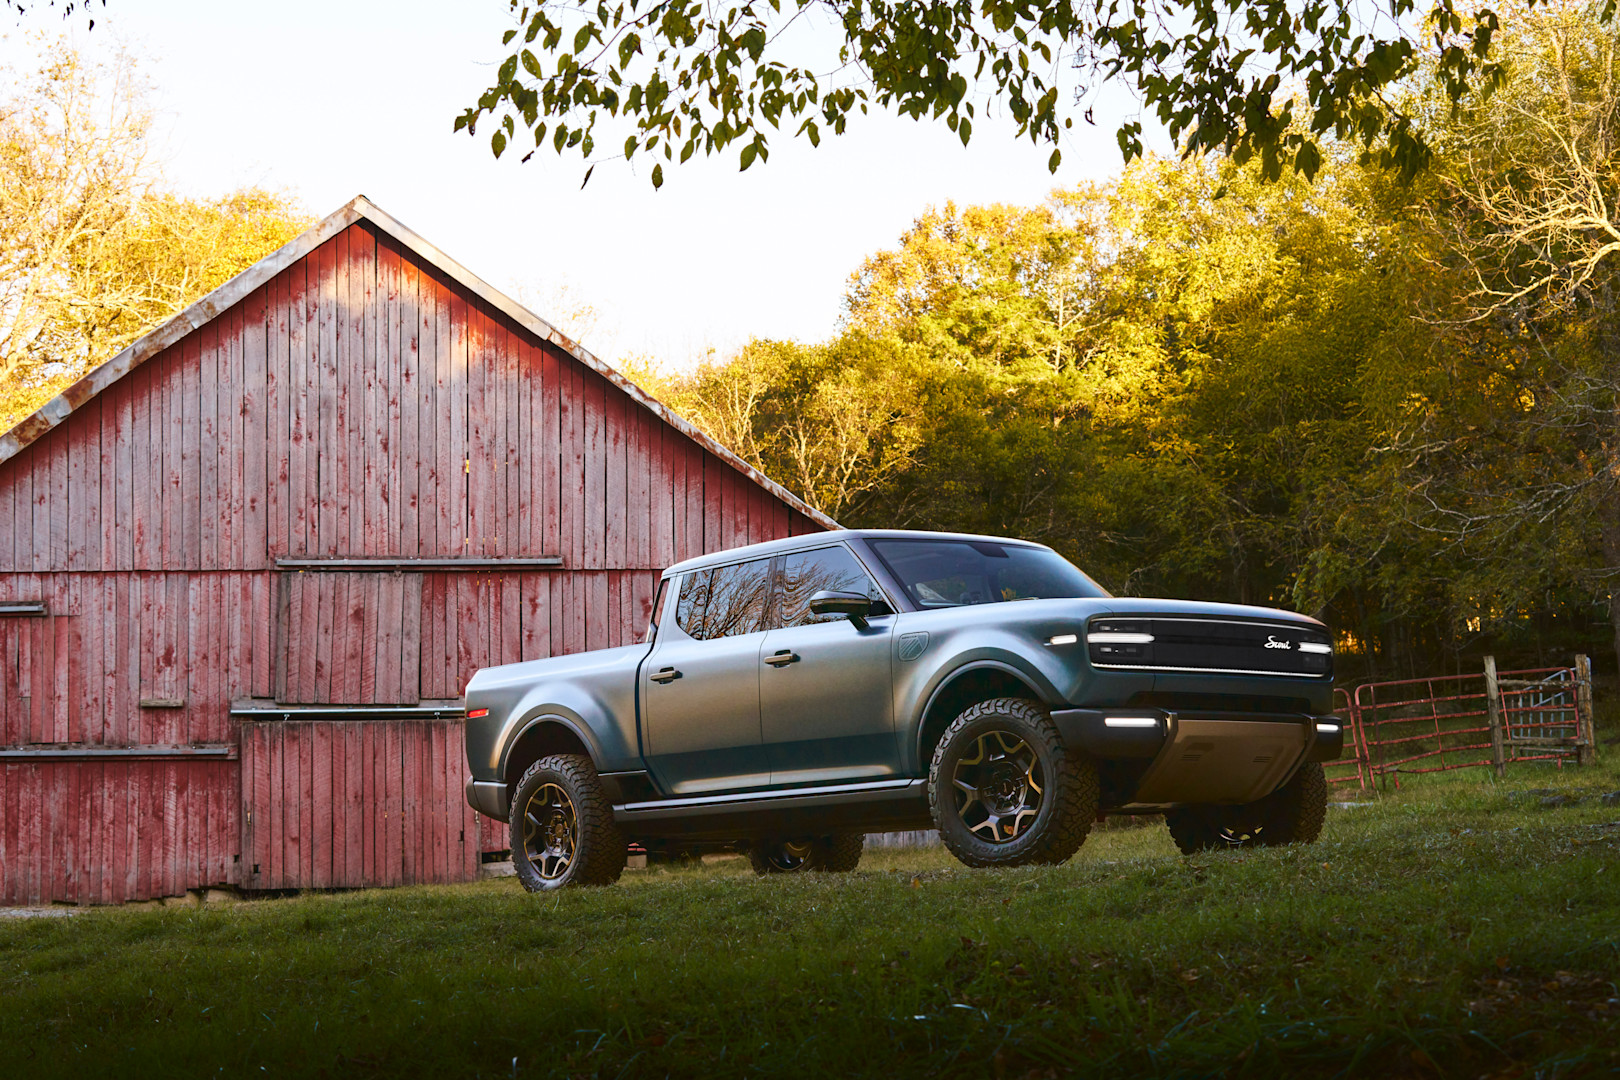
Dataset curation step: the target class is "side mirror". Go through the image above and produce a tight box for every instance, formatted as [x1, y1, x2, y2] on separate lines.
[809, 590, 873, 631]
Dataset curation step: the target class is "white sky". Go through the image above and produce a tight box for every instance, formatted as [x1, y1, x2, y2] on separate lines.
[5, 0, 1168, 369]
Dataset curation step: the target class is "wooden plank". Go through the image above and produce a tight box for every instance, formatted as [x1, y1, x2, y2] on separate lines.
[606, 384, 628, 568]
[465, 302, 488, 558]
[65, 413, 87, 572]
[345, 722, 364, 885]
[367, 227, 390, 558]
[46, 429, 68, 574]
[325, 720, 343, 886]
[435, 275, 455, 559]
[289, 251, 312, 556]
[243, 289, 269, 569]
[317, 236, 339, 557]
[374, 572, 399, 703]
[539, 344, 560, 563]
[363, 225, 381, 557]
[411, 253, 434, 559]
[583, 373, 606, 570]
[267, 272, 289, 561]
[402, 572, 422, 705]
[399, 721, 417, 884]
[449, 286, 469, 560]
[199, 315, 220, 569]
[334, 227, 354, 558]
[387, 720, 404, 886]
[395, 242, 416, 559]
[180, 330, 202, 570]
[562, 360, 584, 570]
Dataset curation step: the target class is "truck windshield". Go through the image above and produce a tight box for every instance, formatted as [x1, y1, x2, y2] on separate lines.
[868, 539, 1110, 608]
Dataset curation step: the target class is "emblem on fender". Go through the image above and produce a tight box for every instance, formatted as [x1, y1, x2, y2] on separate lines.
[1263, 635, 1293, 650]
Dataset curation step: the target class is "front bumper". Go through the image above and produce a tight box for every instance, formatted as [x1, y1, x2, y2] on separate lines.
[1051, 707, 1345, 807]
[466, 778, 510, 821]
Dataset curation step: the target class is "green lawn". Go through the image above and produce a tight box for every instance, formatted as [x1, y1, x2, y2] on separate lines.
[3, 762, 1618, 1079]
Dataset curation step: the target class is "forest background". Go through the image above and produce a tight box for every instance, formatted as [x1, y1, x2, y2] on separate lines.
[6, 8, 1620, 682]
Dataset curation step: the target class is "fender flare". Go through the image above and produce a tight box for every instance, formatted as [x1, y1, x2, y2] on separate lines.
[912, 657, 1056, 763]
[498, 708, 606, 785]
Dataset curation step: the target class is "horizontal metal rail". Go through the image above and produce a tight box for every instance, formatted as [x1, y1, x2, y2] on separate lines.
[0, 745, 237, 760]
[274, 557, 562, 572]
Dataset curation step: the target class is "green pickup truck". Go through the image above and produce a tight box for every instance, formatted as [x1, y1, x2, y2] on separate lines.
[464, 530, 1344, 890]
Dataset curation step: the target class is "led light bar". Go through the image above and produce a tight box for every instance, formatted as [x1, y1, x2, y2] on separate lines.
[1315, 722, 1339, 734]
[1298, 642, 1332, 655]
[1047, 633, 1079, 646]
[1104, 716, 1159, 729]
[1087, 632, 1155, 644]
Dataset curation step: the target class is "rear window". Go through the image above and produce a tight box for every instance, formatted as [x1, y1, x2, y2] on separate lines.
[868, 539, 1109, 609]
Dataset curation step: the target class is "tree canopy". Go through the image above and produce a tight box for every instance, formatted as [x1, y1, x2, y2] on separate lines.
[455, 0, 1605, 187]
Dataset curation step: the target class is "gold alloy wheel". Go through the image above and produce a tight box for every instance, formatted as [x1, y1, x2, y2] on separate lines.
[951, 730, 1045, 843]
[522, 782, 578, 881]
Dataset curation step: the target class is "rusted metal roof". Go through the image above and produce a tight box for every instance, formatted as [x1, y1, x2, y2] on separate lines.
[0, 194, 838, 531]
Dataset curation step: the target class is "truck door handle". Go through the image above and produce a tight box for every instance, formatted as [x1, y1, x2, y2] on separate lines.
[764, 650, 800, 667]
[649, 667, 681, 683]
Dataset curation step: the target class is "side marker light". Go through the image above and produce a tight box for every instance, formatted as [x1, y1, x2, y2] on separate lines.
[1315, 722, 1338, 734]
[1047, 633, 1079, 646]
[467, 708, 490, 718]
[1103, 716, 1159, 729]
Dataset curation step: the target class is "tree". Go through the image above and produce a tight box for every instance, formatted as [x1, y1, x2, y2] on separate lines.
[0, 39, 311, 430]
[455, 0, 1575, 188]
[1387, 4, 1620, 669]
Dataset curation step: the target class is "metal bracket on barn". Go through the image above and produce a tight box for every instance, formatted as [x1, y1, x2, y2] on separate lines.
[0, 601, 48, 616]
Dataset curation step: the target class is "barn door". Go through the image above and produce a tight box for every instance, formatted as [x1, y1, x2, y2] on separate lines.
[0, 609, 50, 745]
[276, 572, 423, 704]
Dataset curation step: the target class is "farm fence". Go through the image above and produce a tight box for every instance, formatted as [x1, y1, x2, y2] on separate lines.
[1327, 656, 1597, 792]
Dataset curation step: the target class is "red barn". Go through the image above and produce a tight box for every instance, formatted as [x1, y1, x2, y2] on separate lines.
[0, 196, 831, 905]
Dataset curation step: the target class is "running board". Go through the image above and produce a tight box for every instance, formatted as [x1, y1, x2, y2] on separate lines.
[613, 778, 926, 823]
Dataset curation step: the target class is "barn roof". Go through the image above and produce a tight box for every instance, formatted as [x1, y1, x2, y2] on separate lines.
[0, 194, 838, 531]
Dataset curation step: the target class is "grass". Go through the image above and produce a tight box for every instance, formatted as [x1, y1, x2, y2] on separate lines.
[2, 761, 1618, 1079]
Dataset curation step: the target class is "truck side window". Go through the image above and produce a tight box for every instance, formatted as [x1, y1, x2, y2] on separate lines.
[675, 570, 712, 639]
[776, 546, 890, 628]
[675, 558, 773, 640]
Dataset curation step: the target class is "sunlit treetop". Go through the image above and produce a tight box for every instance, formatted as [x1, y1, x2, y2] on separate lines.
[452, 0, 1607, 188]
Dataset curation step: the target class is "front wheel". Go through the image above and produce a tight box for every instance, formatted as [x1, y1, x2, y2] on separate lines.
[1166, 762, 1328, 854]
[748, 834, 864, 875]
[928, 698, 1098, 868]
[510, 754, 627, 890]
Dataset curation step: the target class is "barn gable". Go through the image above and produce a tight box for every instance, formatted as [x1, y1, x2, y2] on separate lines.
[0, 196, 832, 905]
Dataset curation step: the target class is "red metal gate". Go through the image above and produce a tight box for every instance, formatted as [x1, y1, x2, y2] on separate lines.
[1327, 659, 1595, 792]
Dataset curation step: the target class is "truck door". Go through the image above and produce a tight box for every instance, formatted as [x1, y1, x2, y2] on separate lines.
[759, 544, 899, 785]
[639, 556, 773, 796]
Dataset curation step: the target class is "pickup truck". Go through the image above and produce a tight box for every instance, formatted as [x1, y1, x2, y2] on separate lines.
[463, 530, 1344, 890]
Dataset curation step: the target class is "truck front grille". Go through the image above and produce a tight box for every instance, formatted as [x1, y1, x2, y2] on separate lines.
[1089, 615, 1331, 679]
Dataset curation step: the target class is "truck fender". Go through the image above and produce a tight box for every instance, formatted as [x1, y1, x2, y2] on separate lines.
[912, 657, 1061, 767]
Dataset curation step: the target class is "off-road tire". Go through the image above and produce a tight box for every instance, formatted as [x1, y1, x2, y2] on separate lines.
[1166, 762, 1328, 854]
[510, 754, 627, 891]
[747, 834, 864, 875]
[928, 697, 1098, 868]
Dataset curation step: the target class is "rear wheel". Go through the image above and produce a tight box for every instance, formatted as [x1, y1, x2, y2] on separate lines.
[928, 697, 1098, 868]
[748, 834, 864, 874]
[1166, 762, 1328, 854]
[510, 754, 627, 890]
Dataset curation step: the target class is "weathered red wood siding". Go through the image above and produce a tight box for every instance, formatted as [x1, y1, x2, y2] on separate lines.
[0, 216, 824, 905]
